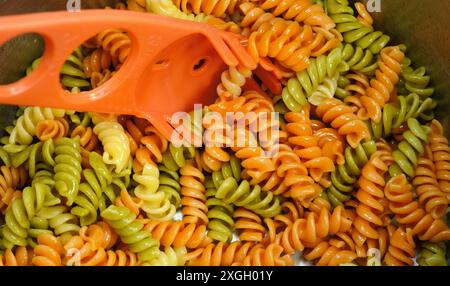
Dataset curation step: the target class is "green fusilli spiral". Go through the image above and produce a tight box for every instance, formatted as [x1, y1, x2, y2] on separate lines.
[54, 137, 82, 206]
[205, 156, 240, 242]
[341, 43, 378, 74]
[417, 242, 447, 266]
[157, 165, 182, 209]
[389, 118, 431, 177]
[282, 46, 348, 111]
[1, 183, 55, 249]
[324, 140, 377, 207]
[101, 205, 161, 263]
[327, 0, 390, 54]
[215, 177, 281, 217]
[71, 152, 113, 226]
[366, 93, 437, 140]
[37, 205, 80, 240]
[60, 47, 90, 93]
[161, 143, 196, 171]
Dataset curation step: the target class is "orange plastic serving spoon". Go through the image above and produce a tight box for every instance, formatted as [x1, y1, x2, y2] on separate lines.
[0, 10, 256, 140]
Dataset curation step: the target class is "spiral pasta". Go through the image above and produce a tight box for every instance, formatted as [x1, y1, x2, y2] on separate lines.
[281, 46, 348, 111]
[53, 137, 82, 206]
[101, 205, 161, 263]
[142, 219, 212, 249]
[258, 0, 335, 30]
[0, 246, 33, 266]
[93, 119, 131, 174]
[186, 241, 293, 266]
[35, 118, 69, 141]
[384, 227, 416, 266]
[174, 0, 239, 18]
[417, 242, 447, 266]
[428, 119, 450, 200]
[180, 161, 208, 225]
[389, 118, 430, 178]
[134, 163, 176, 221]
[0, 165, 27, 214]
[384, 174, 450, 243]
[32, 234, 64, 266]
[7, 107, 68, 146]
[315, 98, 371, 148]
[327, 0, 390, 54]
[60, 47, 91, 93]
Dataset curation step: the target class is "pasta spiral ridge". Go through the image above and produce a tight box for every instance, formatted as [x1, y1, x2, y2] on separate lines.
[357, 46, 404, 122]
[273, 205, 353, 253]
[215, 177, 282, 217]
[281, 46, 348, 111]
[0, 246, 33, 266]
[142, 219, 212, 249]
[174, 0, 239, 18]
[327, 0, 390, 54]
[314, 98, 371, 148]
[353, 151, 388, 240]
[134, 163, 176, 221]
[7, 107, 67, 146]
[35, 118, 69, 141]
[303, 237, 358, 266]
[101, 205, 160, 263]
[341, 43, 378, 74]
[428, 119, 450, 200]
[366, 93, 437, 140]
[389, 118, 430, 178]
[161, 143, 196, 171]
[412, 154, 448, 219]
[206, 175, 234, 242]
[0, 165, 28, 214]
[32, 234, 64, 266]
[59, 48, 91, 93]
[258, 0, 335, 30]
[180, 161, 208, 225]
[70, 152, 113, 226]
[53, 137, 82, 206]
[1, 183, 55, 249]
[417, 242, 447, 266]
[285, 109, 335, 183]
[399, 56, 434, 98]
[384, 227, 416, 266]
[185, 241, 293, 266]
[384, 174, 450, 242]
[93, 119, 131, 174]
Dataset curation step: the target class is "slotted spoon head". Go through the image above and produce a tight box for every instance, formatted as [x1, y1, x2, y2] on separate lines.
[0, 10, 255, 139]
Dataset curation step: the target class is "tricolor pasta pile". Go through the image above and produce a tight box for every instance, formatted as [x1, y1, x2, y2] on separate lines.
[0, 0, 449, 266]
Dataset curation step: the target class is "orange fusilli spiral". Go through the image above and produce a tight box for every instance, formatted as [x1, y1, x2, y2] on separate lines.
[359, 46, 405, 122]
[272, 205, 353, 253]
[35, 117, 69, 141]
[353, 151, 389, 240]
[247, 18, 339, 72]
[413, 152, 448, 219]
[384, 174, 450, 242]
[342, 72, 371, 108]
[32, 234, 64, 266]
[314, 98, 371, 148]
[0, 247, 33, 266]
[141, 219, 212, 248]
[312, 125, 345, 166]
[384, 227, 416, 266]
[103, 249, 138, 266]
[185, 241, 293, 266]
[0, 165, 27, 214]
[180, 161, 209, 225]
[234, 208, 267, 242]
[428, 119, 450, 200]
[174, 0, 239, 18]
[95, 29, 131, 65]
[71, 124, 100, 169]
[285, 108, 335, 183]
[258, 0, 335, 30]
[239, 2, 276, 35]
[303, 234, 358, 266]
